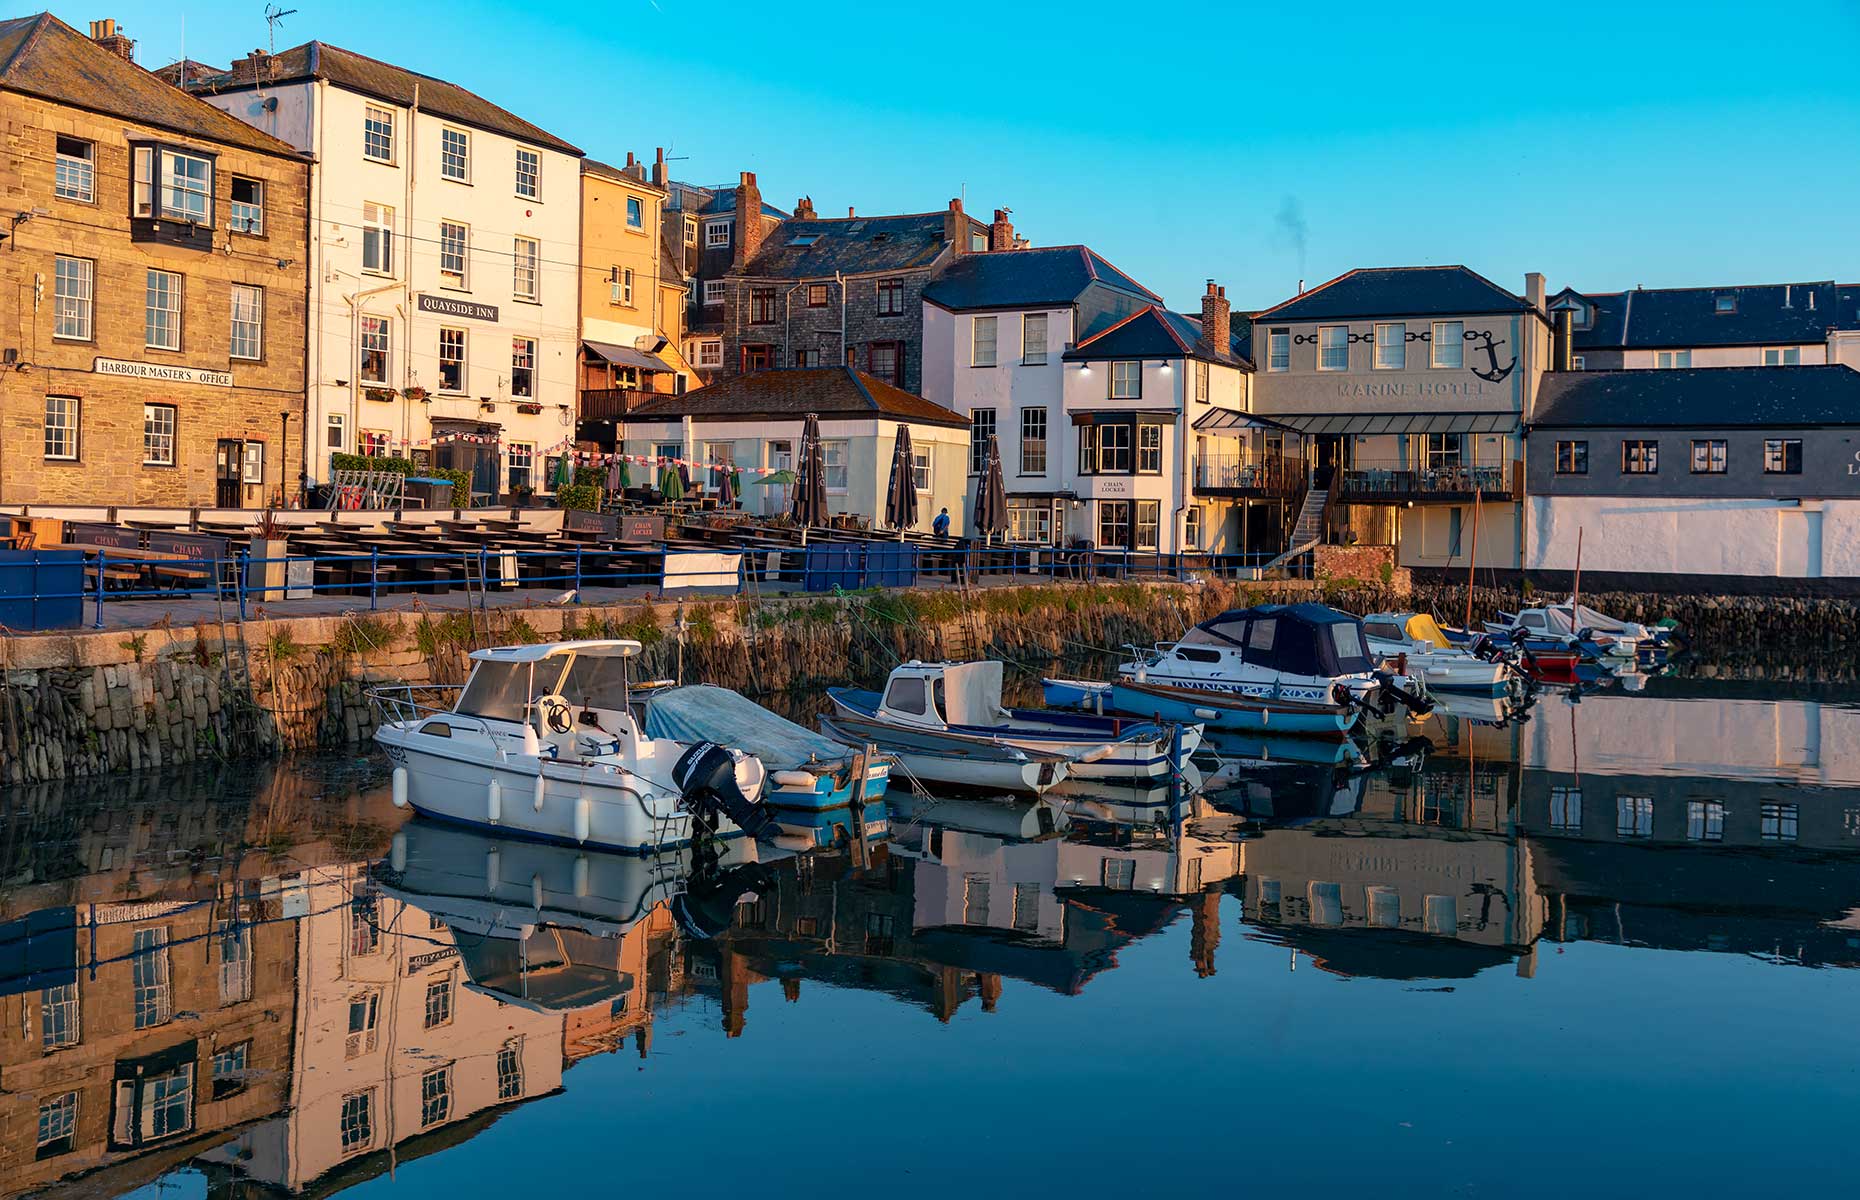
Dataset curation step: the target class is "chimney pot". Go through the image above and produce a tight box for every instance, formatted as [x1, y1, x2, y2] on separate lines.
[1200, 280, 1233, 358]
[848, 206, 855, 218]
[88, 18, 136, 62]
[944, 198, 969, 257]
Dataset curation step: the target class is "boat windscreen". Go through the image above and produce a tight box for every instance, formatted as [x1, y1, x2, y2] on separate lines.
[563, 653, 632, 709]
[456, 659, 568, 721]
[1326, 621, 1373, 674]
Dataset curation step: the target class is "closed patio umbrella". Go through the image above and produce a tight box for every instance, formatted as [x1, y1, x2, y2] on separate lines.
[790, 412, 828, 529]
[659, 463, 685, 503]
[885, 426, 919, 534]
[973, 434, 1008, 543]
[718, 464, 736, 507]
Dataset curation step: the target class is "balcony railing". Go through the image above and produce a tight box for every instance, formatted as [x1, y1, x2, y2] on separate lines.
[1337, 459, 1515, 501]
[579, 388, 661, 421]
[1192, 454, 1305, 496]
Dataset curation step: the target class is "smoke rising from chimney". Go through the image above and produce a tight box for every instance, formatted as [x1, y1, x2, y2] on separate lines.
[1272, 196, 1309, 274]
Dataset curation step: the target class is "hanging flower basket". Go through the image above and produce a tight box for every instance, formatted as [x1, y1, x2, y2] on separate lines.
[403, 386, 428, 401]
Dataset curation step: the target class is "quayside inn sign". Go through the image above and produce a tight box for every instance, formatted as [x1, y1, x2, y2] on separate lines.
[417, 293, 500, 322]
[94, 357, 232, 387]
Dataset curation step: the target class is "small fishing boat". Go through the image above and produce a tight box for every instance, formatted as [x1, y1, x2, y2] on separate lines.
[819, 712, 1071, 795]
[827, 661, 1200, 780]
[1090, 603, 1431, 714]
[1361, 611, 1518, 695]
[1482, 606, 1636, 660]
[639, 683, 890, 848]
[369, 640, 775, 854]
[1044, 676, 1359, 737]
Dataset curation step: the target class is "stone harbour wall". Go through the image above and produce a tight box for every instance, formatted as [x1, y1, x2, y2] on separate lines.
[0, 578, 1361, 786]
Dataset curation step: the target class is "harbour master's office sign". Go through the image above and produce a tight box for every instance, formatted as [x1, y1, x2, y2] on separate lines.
[94, 357, 232, 387]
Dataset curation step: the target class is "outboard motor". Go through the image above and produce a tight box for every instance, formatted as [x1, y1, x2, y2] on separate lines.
[673, 861, 776, 939]
[673, 741, 777, 842]
[1371, 670, 1433, 716]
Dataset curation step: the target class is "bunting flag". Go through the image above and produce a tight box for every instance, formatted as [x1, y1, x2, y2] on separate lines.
[366, 434, 780, 478]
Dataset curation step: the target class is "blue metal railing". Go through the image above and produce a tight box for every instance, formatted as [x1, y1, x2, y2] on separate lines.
[11, 541, 1312, 629]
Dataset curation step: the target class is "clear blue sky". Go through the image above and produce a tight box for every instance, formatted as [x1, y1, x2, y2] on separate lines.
[63, 0, 1860, 312]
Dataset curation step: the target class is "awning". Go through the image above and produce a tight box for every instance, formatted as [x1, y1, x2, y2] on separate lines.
[1191, 409, 1302, 433]
[1262, 411, 1518, 436]
[584, 340, 671, 372]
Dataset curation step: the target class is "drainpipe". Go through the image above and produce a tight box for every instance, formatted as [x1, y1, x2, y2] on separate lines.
[837, 272, 847, 366]
[1173, 358, 1187, 560]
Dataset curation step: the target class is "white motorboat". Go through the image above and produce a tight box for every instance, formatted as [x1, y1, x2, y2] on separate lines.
[1483, 606, 1638, 660]
[827, 661, 1200, 781]
[1113, 603, 1433, 715]
[1361, 611, 1517, 695]
[370, 640, 774, 854]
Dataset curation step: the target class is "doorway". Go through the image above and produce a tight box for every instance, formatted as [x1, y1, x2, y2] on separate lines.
[767, 439, 793, 516]
[215, 440, 244, 508]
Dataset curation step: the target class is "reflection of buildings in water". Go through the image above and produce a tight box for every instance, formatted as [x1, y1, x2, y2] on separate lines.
[689, 795, 1244, 1030]
[0, 763, 401, 1200]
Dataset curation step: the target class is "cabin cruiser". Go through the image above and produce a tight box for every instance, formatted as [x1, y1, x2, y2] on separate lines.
[1060, 604, 1431, 715]
[824, 661, 1200, 790]
[1361, 611, 1519, 696]
[370, 640, 774, 854]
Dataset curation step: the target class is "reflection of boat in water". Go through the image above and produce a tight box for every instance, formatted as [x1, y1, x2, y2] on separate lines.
[886, 791, 1067, 840]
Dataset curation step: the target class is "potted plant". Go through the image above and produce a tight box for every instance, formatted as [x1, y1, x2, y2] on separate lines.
[251, 507, 297, 600]
[403, 386, 428, 402]
[515, 402, 542, 415]
[364, 386, 396, 404]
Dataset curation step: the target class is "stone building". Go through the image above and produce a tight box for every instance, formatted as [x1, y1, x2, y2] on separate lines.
[664, 172, 789, 385]
[0, 14, 310, 508]
[718, 181, 995, 394]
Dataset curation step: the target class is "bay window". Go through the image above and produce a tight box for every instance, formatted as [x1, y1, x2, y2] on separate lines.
[132, 144, 213, 224]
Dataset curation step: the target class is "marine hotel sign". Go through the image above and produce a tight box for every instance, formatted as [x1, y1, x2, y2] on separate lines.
[94, 357, 232, 387]
[418, 293, 500, 322]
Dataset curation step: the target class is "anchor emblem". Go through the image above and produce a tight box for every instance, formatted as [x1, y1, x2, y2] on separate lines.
[1466, 330, 1516, 383]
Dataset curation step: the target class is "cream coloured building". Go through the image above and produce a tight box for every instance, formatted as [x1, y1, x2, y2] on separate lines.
[190, 43, 583, 500]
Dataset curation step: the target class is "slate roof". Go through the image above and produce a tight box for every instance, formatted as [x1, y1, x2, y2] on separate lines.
[1555, 281, 1856, 350]
[189, 41, 580, 156]
[1255, 266, 1536, 322]
[1530, 365, 1860, 428]
[1063, 305, 1251, 368]
[669, 181, 788, 220]
[921, 245, 1158, 311]
[622, 367, 969, 428]
[0, 14, 301, 158]
[737, 212, 979, 279]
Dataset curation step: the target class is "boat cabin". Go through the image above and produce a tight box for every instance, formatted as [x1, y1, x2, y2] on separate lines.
[446, 640, 647, 757]
[876, 660, 1011, 730]
[1363, 612, 1452, 651]
[1171, 604, 1376, 680]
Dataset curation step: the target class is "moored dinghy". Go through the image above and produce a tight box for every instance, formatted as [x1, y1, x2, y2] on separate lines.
[370, 640, 775, 854]
[828, 660, 1200, 779]
[819, 713, 1071, 795]
[1044, 676, 1359, 737]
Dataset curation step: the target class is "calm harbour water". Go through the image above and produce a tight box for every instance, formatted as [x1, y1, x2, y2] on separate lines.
[3, 673, 1858, 1199]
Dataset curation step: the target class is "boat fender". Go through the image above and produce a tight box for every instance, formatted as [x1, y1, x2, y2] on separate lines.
[390, 766, 408, 808]
[487, 779, 502, 825]
[523, 722, 541, 757]
[533, 771, 547, 813]
[1079, 745, 1114, 764]
[573, 854, 589, 898]
[1192, 708, 1218, 721]
[390, 831, 406, 873]
[574, 795, 592, 845]
[771, 769, 817, 790]
[1261, 707, 1270, 726]
[486, 848, 500, 891]
[531, 873, 544, 913]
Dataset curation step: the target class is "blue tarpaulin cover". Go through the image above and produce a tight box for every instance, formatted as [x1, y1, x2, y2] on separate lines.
[643, 684, 850, 771]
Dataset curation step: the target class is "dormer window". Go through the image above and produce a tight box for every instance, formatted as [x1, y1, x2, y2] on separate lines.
[1714, 294, 1737, 314]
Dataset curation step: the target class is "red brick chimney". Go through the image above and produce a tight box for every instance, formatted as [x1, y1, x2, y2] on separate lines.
[732, 171, 764, 268]
[988, 208, 1015, 252]
[1200, 280, 1231, 356]
[943, 197, 968, 257]
[651, 147, 666, 189]
[793, 196, 816, 220]
[88, 19, 136, 62]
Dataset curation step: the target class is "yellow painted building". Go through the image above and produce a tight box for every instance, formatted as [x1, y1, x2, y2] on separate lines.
[578, 152, 692, 431]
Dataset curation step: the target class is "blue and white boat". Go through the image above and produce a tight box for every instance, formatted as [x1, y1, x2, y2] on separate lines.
[827, 660, 1200, 781]
[640, 683, 890, 848]
[1061, 604, 1431, 715]
[1044, 676, 1359, 737]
